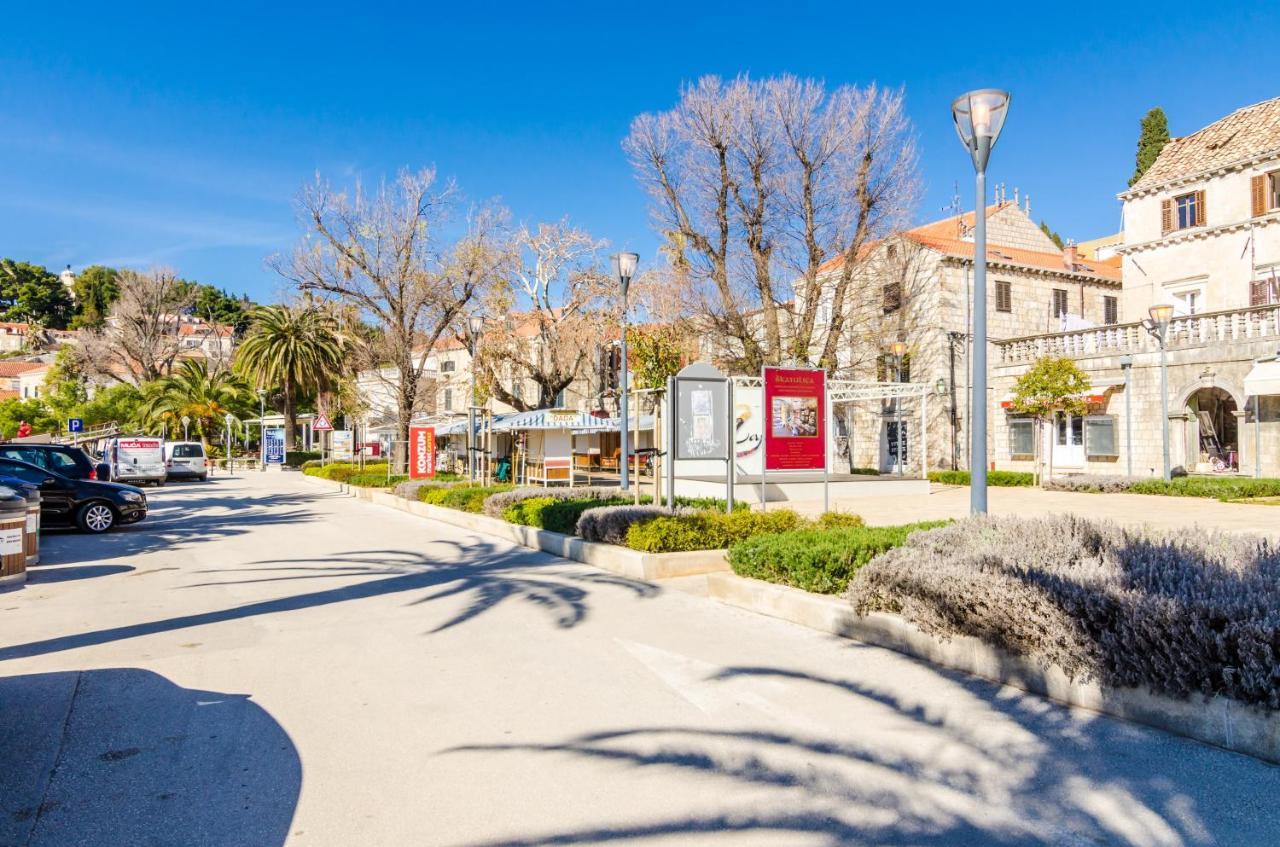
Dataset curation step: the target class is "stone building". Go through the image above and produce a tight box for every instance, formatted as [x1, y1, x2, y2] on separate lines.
[990, 96, 1280, 477]
[809, 200, 1122, 472]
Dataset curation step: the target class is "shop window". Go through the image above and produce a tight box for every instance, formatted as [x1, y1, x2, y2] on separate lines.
[1008, 419, 1034, 458]
[1085, 416, 1118, 458]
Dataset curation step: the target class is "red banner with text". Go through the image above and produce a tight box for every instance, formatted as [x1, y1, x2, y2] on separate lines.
[763, 367, 826, 472]
[409, 426, 436, 479]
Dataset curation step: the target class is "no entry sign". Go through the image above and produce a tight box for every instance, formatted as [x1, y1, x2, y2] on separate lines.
[409, 426, 436, 479]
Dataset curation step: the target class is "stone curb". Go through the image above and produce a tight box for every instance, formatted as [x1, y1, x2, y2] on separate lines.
[705, 571, 1280, 765]
[300, 475, 729, 581]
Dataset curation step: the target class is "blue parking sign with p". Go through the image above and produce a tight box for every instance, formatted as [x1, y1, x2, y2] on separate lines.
[68, 418, 83, 433]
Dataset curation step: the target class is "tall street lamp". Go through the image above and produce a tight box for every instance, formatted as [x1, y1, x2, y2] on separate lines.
[257, 388, 267, 473]
[611, 251, 639, 491]
[889, 341, 907, 477]
[467, 313, 485, 482]
[1142, 303, 1175, 481]
[952, 88, 1011, 514]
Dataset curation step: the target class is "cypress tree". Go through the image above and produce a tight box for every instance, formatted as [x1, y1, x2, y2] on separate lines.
[1129, 107, 1170, 187]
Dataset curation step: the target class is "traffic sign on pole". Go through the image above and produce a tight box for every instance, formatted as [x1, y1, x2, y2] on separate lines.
[68, 418, 84, 433]
[312, 413, 334, 432]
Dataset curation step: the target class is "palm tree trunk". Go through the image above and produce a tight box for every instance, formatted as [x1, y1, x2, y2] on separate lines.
[284, 380, 298, 451]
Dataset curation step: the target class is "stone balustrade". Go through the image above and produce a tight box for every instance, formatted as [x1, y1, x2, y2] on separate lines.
[996, 304, 1280, 364]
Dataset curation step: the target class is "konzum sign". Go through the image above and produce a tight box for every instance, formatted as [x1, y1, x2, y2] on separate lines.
[409, 426, 436, 479]
[762, 366, 826, 472]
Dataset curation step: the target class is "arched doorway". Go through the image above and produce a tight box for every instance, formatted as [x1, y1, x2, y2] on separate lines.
[1185, 387, 1238, 471]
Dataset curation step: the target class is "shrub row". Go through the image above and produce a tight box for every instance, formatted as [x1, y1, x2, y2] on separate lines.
[1043, 475, 1149, 494]
[503, 495, 637, 535]
[848, 514, 1280, 708]
[285, 450, 322, 468]
[347, 473, 409, 488]
[624, 509, 811, 553]
[419, 483, 514, 513]
[1044, 474, 1280, 501]
[303, 462, 390, 482]
[729, 521, 949, 594]
[927, 470, 1035, 487]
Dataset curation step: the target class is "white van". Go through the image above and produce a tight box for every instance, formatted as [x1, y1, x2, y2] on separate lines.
[105, 437, 167, 486]
[164, 441, 209, 481]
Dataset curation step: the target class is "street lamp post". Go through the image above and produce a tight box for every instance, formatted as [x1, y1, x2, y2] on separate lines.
[257, 389, 266, 473]
[1142, 303, 1175, 481]
[951, 89, 1011, 514]
[611, 252, 639, 492]
[889, 341, 907, 477]
[181, 415, 191, 443]
[467, 314, 485, 482]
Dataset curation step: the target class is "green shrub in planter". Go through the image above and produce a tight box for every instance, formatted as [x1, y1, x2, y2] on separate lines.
[624, 509, 805, 553]
[729, 521, 949, 594]
[422, 484, 514, 513]
[300, 459, 324, 471]
[286, 450, 322, 468]
[347, 473, 408, 488]
[815, 511, 865, 529]
[928, 469, 1034, 487]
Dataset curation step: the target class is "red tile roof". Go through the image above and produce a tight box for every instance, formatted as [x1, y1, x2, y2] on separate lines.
[0, 361, 48, 378]
[1129, 96, 1280, 193]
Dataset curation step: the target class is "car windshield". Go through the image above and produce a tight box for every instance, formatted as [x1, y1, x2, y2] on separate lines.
[171, 444, 205, 458]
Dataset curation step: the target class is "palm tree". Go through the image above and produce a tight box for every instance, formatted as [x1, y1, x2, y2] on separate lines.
[139, 359, 253, 446]
[234, 304, 346, 450]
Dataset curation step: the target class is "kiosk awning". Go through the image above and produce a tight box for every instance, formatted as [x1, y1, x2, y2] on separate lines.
[1244, 360, 1280, 397]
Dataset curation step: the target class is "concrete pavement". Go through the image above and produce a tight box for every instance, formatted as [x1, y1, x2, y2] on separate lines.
[2, 472, 1277, 846]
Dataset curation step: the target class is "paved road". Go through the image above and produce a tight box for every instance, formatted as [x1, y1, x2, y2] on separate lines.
[2, 473, 1277, 846]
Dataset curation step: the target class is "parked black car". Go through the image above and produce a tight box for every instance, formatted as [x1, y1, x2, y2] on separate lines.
[0, 457, 147, 533]
[0, 443, 110, 482]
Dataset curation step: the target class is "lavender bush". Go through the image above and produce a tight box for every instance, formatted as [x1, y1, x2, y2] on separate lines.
[480, 486, 623, 518]
[1043, 475, 1146, 494]
[576, 504, 691, 545]
[848, 514, 1280, 708]
[393, 479, 458, 500]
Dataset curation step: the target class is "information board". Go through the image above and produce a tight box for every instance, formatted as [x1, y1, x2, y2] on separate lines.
[674, 371, 730, 461]
[332, 430, 354, 462]
[409, 426, 436, 478]
[762, 366, 826, 472]
[264, 427, 286, 465]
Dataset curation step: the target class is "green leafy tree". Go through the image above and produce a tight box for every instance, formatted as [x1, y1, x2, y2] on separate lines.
[628, 323, 692, 391]
[1129, 107, 1171, 187]
[234, 304, 346, 450]
[80, 383, 146, 431]
[1039, 221, 1065, 250]
[0, 398, 61, 439]
[139, 359, 252, 446]
[187, 283, 254, 334]
[0, 259, 74, 329]
[70, 265, 121, 329]
[1010, 356, 1091, 485]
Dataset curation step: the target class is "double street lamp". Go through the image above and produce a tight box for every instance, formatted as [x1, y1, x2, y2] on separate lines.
[611, 251, 639, 492]
[466, 313, 485, 482]
[1142, 303, 1175, 481]
[951, 88, 1011, 514]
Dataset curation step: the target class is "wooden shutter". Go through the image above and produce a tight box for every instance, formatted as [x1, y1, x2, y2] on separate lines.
[1253, 175, 1268, 216]
[1251, 280, 1266, 306]
[1161, 198, 1173, 234]
[1194, 190, 1206, 226]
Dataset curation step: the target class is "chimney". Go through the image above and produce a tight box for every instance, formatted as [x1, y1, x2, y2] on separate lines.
[1025, 194, 1031, 217]
[1063, 241, 1078, 270]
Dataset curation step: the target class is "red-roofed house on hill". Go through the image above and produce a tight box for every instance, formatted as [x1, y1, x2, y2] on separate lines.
[798, 197, 1123, 473]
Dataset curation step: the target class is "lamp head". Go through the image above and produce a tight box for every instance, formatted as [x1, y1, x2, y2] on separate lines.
[467, 314, 485, 337]
[1148, 303, 1174, 331]
[951, 89, 1011, 172]
[611, 252, 640, 297]
[889, 341, 908, 358]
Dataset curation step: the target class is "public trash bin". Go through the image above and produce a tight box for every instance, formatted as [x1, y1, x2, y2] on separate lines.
[0, 477, 41, 567]
[0, 486, 31, 588]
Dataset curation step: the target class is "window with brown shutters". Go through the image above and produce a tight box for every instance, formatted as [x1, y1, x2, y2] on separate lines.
[1194, 189, 1206, 226]
[1052, 288, 1069, 318]
[1171, 191, 1204, 231]
[1161, 198, 1173, 234]
[1103, 296, 1118, 324]
[1252, 278, 1280, 306]
[1254, 174, 1269, 217]
[995, 280, 1012, 312]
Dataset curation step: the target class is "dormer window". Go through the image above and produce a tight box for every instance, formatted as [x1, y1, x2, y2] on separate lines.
[1161, 190, 1205, 234]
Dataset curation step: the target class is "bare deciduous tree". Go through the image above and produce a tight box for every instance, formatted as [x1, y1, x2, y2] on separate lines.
[78, 267, 195, 384]
[475, 221, 608, 411]
[625, 75, 918, 374]
[275, 169, 505, 444]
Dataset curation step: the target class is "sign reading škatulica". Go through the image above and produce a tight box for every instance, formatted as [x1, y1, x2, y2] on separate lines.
[408, 426, 436, 479]
[332, 430, 354, 462]
[762, 366, 826, 472]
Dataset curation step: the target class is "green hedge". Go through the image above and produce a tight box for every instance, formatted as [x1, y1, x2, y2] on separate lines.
[303, 462, 390, 482]
[347, 473, 408, 488]
[928, 470, 1035, 487]
[503, 495, 636, 534]
[420, 483, 514, 513]
[1125, 476, 1280, 501]
[625, 509, 806, 553]
[728, 521, 951, 594]
[286, 450, 322, 468]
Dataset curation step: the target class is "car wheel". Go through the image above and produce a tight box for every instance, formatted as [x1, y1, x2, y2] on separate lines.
[77, 502, 116, 534]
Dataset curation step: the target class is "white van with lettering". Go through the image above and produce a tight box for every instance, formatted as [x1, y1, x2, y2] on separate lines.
[104, 437, 167, 486]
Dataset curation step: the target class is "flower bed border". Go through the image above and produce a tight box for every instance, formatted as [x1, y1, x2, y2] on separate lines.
[302, 475, 728, 580]
[706, 571, 1280, 765]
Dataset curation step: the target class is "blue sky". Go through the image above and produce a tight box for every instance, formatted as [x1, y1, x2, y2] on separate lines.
[2, 1, 1277, 302]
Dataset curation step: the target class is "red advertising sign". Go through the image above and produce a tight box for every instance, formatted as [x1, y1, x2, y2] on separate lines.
[409, 426, 436, 479]
[763, 367, 826, 471]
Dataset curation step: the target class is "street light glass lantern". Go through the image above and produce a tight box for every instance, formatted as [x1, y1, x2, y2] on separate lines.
[467, 314, 485, 338]
[951, 89, 1011, 171]
[1149, 303, 1174, 331]
[889, 341, 907, 359]
[611, 252, 640, 298]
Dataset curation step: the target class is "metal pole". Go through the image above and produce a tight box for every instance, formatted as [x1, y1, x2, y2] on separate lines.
[1121, 356, 1133, 476]
[725, 379, 735, 514]
[964, 267, 971, 470]
[619, 291, 630, 492]
[665, 376, 676, 510]
[469, 341, 478, 483]
[895, 358, 904, 477]
[1159, 338, 1171, 481]
[971, 166, 989, 512]
[259, 394, 266, 472]
[1256, 395, 1263, 479]
[822, 380, 829, 514]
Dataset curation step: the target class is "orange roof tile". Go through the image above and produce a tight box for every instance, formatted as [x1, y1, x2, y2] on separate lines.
[0, 361, 48, 378]
[1129, 97, 1280, 192]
